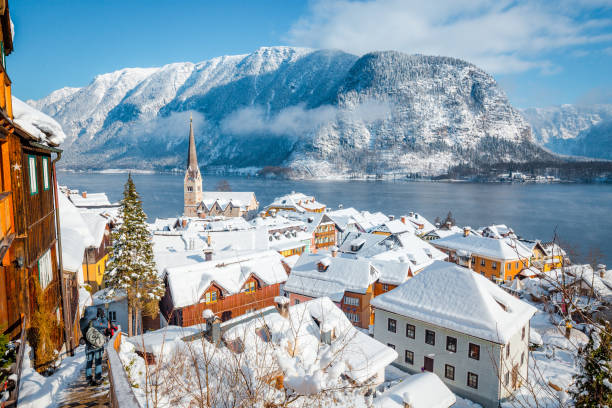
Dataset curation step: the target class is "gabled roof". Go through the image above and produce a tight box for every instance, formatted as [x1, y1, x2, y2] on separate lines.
[369, 219, 415, 235]
[201, 192, 257, 211]
[165, 250, 287, 308]
[404, 212, 436, 235]
[432, 233, 533, 260]
[371, 261, 537, 344]
[284, 252, 379, 301]
[266, 192, 325, 213]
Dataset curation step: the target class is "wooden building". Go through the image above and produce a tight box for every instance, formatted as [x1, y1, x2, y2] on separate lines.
[160, 250, 288, 327]
[0, 0, 72, 366]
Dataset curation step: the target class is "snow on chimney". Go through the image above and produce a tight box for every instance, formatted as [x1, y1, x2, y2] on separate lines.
[402, 392, 413, 408]
[388, 214, 395, 221]
[400, 216, 407, 224]
[331, 246, 338, 257]
[463, 226, 471, 237]
[204, 249, 213, 262]
[597, 264, 607, 278]
[81, 191, 87, 198]
[274, 296, 290, 318]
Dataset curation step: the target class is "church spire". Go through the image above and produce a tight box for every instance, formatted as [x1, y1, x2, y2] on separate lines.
[187, 113, 199, 171]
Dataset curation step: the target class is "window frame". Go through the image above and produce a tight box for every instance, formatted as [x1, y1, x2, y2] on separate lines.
[404, 350, 414, 365]
[445, 364, 455, 380]
[425, 329, 436, 346]
[37, 249, 53, 290]
[28, 155, 38, 195]
[480, 258, 486, 266]
[467, 372, 479, 389]
[469, 343, 480, 360]
[387, 318, 397, 333]
[42, 156, 50, 191]
[492, 261, 497, 269]
[405, 323, 415, 339]
[446, 336, 457, 353]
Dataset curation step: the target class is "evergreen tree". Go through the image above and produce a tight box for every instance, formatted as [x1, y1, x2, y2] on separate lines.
[105, 175, 164, 336]
[571, 321, 612, 406]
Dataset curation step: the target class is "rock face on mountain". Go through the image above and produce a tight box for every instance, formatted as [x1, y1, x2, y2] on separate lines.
[31, 47, 549, 177]
[520, 104, 612, 160]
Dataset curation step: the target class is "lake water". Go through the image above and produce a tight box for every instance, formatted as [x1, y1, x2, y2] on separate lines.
[58, 172, 612, 266]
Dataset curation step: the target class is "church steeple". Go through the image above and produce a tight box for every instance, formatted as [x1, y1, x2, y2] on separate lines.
[187, 114, 199, 172]
[184, 114, 203, 217]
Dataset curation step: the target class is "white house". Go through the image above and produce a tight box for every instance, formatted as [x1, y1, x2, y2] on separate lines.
[371, 261, 537, 408]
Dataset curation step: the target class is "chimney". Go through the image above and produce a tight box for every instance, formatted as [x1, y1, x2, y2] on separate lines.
[400, 216, 407, 224]
[182, 219, 188, 228]
[446, 221, 452, 228]
[463, 226, 471, 237]
[388, 215, 395, 221]
[402, 392, 413, 408]
[207, 234, 212, 246]
[320, 322, 334, 345]
[331, 246, 338, 257]
[338, 203, 343, 209]
[274, 296, 290, 318]
[202, 309, 221, 344]
[81, 191, 87, 198]
[597, 264, 607, 278]
[259, 211, 266, 218]
[204, 249, 213, 261]
[409, 211, 414, 218]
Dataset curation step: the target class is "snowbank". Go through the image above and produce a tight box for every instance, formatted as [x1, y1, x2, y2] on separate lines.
[12, 96, 66, 145]
[18, 345, 85, 408]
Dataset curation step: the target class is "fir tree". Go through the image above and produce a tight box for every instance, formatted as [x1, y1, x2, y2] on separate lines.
[571, 321, 612, 406]
[105, 175, 164, 336]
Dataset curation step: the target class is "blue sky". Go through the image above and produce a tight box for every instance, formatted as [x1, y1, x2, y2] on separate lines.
[9, 0, 612, 108]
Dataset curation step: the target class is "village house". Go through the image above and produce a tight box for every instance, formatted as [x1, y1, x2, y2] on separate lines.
[326, 207, 389, 242]
[264, 191, 326, 215]
[283, 251, 380, 329]
[431, 227, 532, 282]
[404, 211, 437, 237]
[183, 117, 258, 218]
[272, 210, 338, 252]
[160, 250, 288, 326]
[371, 261, 537, 408]
[422, 221, 464, 241]
[368, 218, 415, 236]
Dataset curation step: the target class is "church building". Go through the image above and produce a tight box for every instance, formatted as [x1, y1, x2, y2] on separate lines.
[183, 117, 258, 218]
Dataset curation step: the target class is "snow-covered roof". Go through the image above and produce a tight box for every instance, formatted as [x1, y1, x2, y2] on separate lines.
[68, 192, 114, 208]
[369, 219, 415, 235]
[326, 207, 388, 232]
[404, 212, 436, 235]
[427, 225, 463, 239]
[369, 259, 411, 285]
[374, 372, 456, 408]
[165, 250, 288, 308]
[432, 233, 533, 260]
[201, 191, 256, 211]
[338, 232, 389, 255]
[92, 287, 127, 305]
[479, 224, 516, 239]
[283, 252, 379, 301]
[80, 212, 108, 247]
[78, 286, 93, 316]
[224, 297, 397, 386]
[374, 232, 447, 271]
[57, 193, 95, 273]
[266, 191, 325, 213]
[569, 264, 612, 300]
[12, 96, 66, 146]
[371, 261, 537, 344]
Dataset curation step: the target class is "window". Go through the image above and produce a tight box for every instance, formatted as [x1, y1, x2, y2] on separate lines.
[467, 372, 479, 389]
[492, 261, 497, 269]
[522, 326, 526, 340]
[205, 290, 218, 304]
[521, 352, 525, 366]
[480, 259, 485, 266]
[404, 350, 414, 365]
[38, 250, 53, 289]
[382, 283, 389, 291]
[42, 157, 50, 190]
[387, 343, 395, 350]
[425, 330, 435, 346]
[388, 318, 396, 333]
[294, 299, 300, 305]
[344, 296, 359, 306]
[471, 256, 475, 264]
[469, 343, 480, 360]
[346, 312, 360, 323]
[108, 311, 117, 321]
[406, 323, 415, 339]
[28, 155, 38, 195]
[187, 186, 193, 192]
[445, 364, 455, 380]
[516, 262, 519, 269]
[446, 336, 457, 352]
[243, 281, 256, 293]
[506, 343, 511, 358]
[256, 326, 271, 342]
[505, 371, 510, 386]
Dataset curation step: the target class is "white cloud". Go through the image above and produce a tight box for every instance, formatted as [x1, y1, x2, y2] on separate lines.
[118, 110, 206, 144]
[221, 100, 391, 137]
[287, 0, 612, 74]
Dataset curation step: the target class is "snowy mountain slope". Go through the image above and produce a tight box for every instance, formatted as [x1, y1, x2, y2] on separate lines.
[521, 104, 612, 158]
[31, 47, 551, 176]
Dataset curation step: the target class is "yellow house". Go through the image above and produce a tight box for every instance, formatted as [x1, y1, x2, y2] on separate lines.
[80, 213, 111, 290]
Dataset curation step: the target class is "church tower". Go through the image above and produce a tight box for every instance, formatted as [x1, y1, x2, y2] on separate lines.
[184, 115, 203, 217]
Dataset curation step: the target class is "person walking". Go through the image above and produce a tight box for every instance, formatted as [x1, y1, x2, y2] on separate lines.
[80, 307, 109, 385]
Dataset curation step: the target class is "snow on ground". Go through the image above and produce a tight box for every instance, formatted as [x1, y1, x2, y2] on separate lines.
[18, 345, 85, 408]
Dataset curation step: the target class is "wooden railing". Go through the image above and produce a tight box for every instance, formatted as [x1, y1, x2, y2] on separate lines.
[0, 191, 12, 242]
[106, 329, 140, 408]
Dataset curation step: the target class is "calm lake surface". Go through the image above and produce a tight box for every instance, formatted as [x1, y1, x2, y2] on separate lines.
[58, 172, 612, 265]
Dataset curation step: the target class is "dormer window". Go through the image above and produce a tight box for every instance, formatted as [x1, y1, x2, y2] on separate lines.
[317, 257, 331, 272]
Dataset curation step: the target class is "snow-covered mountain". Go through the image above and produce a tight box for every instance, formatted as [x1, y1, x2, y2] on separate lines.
[521, 104, 612, 159]
[31, 46, 550, 177]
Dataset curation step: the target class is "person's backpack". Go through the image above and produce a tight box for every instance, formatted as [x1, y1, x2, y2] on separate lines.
[85, 322, 105, 348]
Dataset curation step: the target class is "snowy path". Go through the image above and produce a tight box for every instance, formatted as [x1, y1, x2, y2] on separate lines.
[56, 354, 110, 408]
